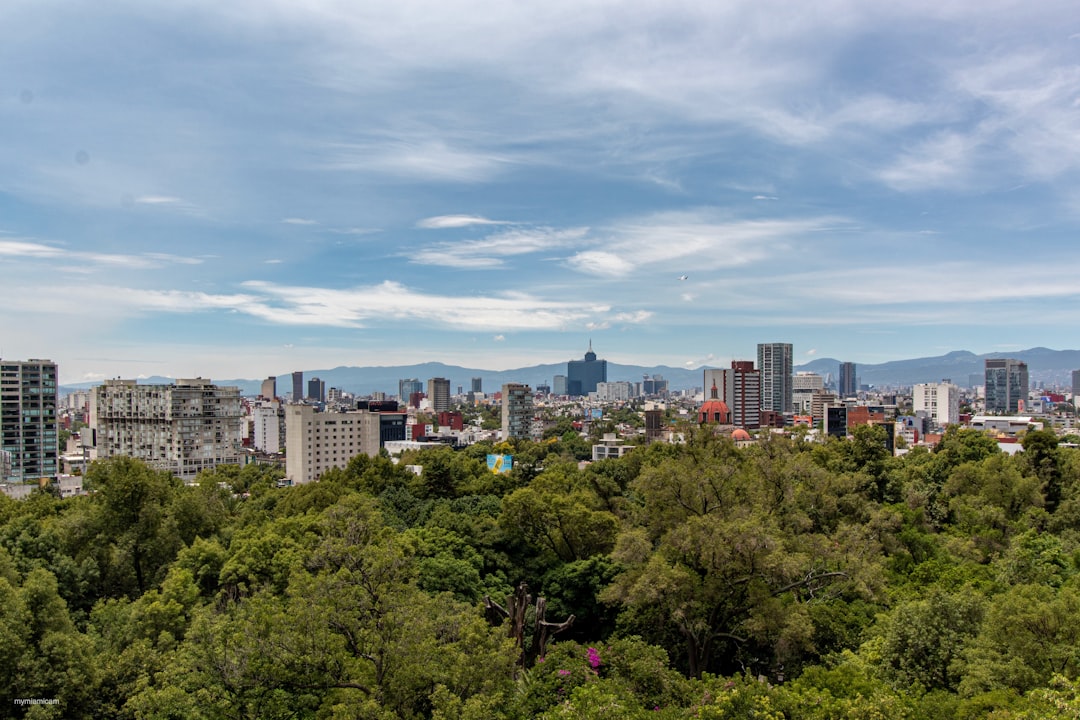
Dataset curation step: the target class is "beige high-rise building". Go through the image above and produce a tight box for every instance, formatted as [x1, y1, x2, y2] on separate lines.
[427, 377, 451, 413]
[913, 382, 960, 428]
[89, 378, 243, 480]
[284, 404, 406, 484]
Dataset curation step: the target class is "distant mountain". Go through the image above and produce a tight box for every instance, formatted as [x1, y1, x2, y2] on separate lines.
[796, 347, 1080, 388]
[58, 348, 1080, 397]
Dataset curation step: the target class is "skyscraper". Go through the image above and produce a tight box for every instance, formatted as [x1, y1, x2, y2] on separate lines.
[307, 377, 325, 403]
[471, 377, 483, 393]
[291, 371, 303, 402]
[985, 359, 1028, 414]
[427, 377, 451, 412]
[0, 359, 58, 483]
[399, 378, 423, 403]
[838, 362, 857, 397]
[260, 376, 277, 400]
[501, 383, 533, 440]
[703, 362, 761, 429]
[757, 343, 793, 414]
[567, 341, 607, 397]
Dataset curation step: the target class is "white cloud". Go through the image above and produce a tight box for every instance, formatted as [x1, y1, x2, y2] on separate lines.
[0, 239, 202, 269]
[493, 334, 505, 341]
[417, 214, 513, 229]
[412, 227, 589, 268]
[613, 310, 654, 323]
[753, 195, 778, 201]
[282, 217, 319, 225]
[320, 140, 510, 183]
[134, 195, 183, 204]
[265, 258, 283, 264]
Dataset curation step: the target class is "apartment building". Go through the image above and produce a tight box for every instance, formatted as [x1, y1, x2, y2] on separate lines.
[89, 378, 244, 480]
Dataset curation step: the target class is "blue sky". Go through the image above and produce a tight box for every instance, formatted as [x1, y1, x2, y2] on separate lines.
[3, 0, 1080, 384]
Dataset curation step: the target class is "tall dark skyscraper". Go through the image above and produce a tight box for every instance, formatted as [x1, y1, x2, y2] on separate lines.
[566, 341, 607, 397]
[307, 377, 325, 403]
[291, 371, 303, 402]
[757, 343, 793, 414]
[838, 362, 857, 397]
[471, 377, 483, 393]
[985, 358, 1028, 414]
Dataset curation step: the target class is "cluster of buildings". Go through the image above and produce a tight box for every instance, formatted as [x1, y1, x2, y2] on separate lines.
[0, 347, 1076, 498]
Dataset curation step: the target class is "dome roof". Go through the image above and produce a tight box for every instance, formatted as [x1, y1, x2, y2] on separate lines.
[731, 428, 751, 441]
[698, 381, 730, 424]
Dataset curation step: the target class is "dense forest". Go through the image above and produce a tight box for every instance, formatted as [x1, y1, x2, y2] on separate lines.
[3, 424, 1080, 719]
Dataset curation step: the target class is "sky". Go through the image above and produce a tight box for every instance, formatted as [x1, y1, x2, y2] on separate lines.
[3, 0, 1080, 384]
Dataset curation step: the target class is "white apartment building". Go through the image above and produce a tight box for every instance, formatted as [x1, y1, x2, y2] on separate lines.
[285, 404, 405, 484]
[595, 381, 634, 402]
[912, 381, 960, 428]
[252, 401, 284, 453]
[90, 378, 244, 480]
[1, 359, 59, 483]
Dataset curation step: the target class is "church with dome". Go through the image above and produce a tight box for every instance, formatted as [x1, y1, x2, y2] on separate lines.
[699, 381, 754, 446]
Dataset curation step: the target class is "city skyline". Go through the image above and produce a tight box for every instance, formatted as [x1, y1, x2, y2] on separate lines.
[4, 2, 1080, 384]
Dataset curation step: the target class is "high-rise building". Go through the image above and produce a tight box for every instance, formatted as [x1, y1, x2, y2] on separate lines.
[471, 377, 483, 393]
[913, 381, 960, 428]
[260, 376, 277, 400]
[553, 375, 568, 395]
[284, 403, 406, 484]
[567, 341, 607, 397]
[838, 362, 857, 397]
[792, 372, 824, 415]
[291, 371, 303, 402]
[1073, 370, 1080, 409]
[90, 378, 244, 480]
[704, 363, 761, 429]
[399, 378, 423, 403]
[307, 377, 325, 403]
[501, 383, 534, 440]
[757, 343, 793, 414]
[985, 359, 1029, 414]
[0, 359, 59, 483]
[252, 401, 285, 453]
[427, 377, 451, 412]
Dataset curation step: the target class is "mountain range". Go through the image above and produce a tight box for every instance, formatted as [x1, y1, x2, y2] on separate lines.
[59, 348, 1080, 397]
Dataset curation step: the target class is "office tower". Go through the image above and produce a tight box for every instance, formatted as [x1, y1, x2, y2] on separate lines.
[704, 362, 761, 429]
[285, 403, 406, 484]
[566, 341, 607, 397]
[757, 343, 793, 414]
[1074, 370, 1080, 409]
[913, 381, 960, 428]
[427, 377, 451, 412]
[90, 378, 243, 480]
[260, 376, 277, 400]
[471, 377, 483, 393]
[291, 371, 303, 402]
[0, 359, 59, 483]
[642, 375, 668, 396]
[307, 377, 325, 403]
[501, 383, 533, 440]
[399, 378, 422, 402]
[838, 362, 857, 397]
[985, 359, 1029, 414]
[595, 381, 634, 402]
[553, 375, 568, 395]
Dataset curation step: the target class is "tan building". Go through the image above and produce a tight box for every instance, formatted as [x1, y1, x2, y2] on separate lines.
[90, 378, 243, 480]
[285, 404, 406, 484]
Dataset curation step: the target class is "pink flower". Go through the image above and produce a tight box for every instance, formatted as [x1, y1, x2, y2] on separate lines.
[558, 669, 571, 676]
[587, 647, 601, 668]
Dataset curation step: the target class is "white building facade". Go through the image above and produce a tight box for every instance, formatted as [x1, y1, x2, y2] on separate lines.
[912, 382, 960, 428]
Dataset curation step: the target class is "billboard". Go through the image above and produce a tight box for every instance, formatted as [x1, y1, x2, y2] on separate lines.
[487, 454, 513, 474]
